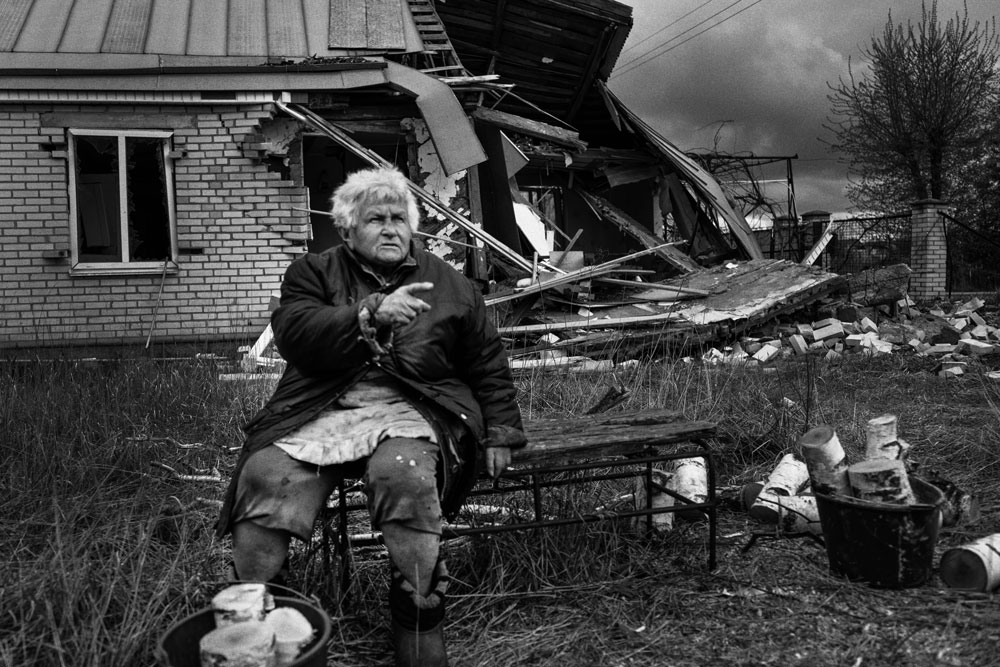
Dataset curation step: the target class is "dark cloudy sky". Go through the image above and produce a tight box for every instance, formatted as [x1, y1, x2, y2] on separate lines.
[608, 0, 999, 215]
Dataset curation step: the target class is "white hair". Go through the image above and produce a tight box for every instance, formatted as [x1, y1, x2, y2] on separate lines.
[329, 166, 420, 232]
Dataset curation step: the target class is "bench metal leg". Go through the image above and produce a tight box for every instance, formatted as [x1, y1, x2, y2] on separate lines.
[336, 478, 354, 604]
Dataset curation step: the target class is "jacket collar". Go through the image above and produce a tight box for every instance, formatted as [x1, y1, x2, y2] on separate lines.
[342, 242, 418, 288]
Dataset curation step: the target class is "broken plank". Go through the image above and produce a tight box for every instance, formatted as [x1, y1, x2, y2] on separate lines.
[802, 220, 839, 266]
[596, 278, 710, 298]
[499, 311, 682, 335]
[485, 243, 681, 306]
[575, 189, 701, 273]
[471, 106, 588, 152]
[518, 409, 717, 467]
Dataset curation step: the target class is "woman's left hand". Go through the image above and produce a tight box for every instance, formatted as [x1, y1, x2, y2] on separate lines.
[485, 446, 512, 479]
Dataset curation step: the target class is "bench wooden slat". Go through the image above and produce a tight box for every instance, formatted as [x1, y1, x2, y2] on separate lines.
[515, 409, 717, 468]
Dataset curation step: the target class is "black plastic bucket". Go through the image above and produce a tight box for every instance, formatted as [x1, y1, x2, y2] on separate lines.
[815, 476, 944, 588]
[155, 596, 332, 667]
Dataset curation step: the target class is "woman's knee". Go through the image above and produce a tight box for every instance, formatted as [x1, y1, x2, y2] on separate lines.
[366, 438, 439, 497]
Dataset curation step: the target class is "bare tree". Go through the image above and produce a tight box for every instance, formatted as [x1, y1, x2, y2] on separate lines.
[825, 1, 999, 211]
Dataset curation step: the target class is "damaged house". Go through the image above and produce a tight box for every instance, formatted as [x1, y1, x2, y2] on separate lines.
[1, 0, 823, 357]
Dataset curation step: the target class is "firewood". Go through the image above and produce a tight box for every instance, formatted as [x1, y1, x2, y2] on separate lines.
[864, 414, 910, 462]
[749, 453, 810, 523]
[775, 495, 823, 535]
[199, 620, 275, 667]
[847, 459, 915, 504]
[632, 468, 674, 531]
[669, 457, 709, 521]
[211, 583, 269, 627]
[264, 607, 314, 666]
[939, 534, 1000, 592]
[797, 425, 852, 496]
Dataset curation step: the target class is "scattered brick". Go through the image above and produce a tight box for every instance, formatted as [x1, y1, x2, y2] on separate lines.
[789, 334, 809, 355]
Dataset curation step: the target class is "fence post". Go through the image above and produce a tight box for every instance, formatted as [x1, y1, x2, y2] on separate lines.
[772, 214, 799, 261]
[909, 199, 948, 301]
[801, 210, 831, 268]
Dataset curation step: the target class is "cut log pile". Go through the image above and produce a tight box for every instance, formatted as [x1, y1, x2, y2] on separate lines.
[606, 456, 710, 533]
[188, 584, 316, 667]
[743, 415, 980, 538]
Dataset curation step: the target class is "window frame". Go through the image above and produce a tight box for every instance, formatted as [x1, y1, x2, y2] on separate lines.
[67, 128, 179, 276]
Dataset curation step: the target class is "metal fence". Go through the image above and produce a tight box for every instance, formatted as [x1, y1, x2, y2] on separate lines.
[823, 213, 912, 275]
[942, 212, 1000, 293]
[754, 213, 912, 272]
[750, 210, 1000, 293]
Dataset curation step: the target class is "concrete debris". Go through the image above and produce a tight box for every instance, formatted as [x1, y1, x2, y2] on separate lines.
[695, 295, 1000, 378]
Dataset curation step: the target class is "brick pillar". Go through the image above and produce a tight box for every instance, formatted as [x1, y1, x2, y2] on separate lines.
[909, 199, 948, 301]
[801, 210, 831, 267]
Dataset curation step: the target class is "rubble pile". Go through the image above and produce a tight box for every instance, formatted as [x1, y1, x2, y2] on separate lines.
[699, 295, 1000, 376]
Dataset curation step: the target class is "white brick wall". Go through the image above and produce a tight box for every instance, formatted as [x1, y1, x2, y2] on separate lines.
[0, 103, 309, 349]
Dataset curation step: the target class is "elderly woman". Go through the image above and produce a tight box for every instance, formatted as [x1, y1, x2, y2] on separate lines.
[216, 166, 526, 666]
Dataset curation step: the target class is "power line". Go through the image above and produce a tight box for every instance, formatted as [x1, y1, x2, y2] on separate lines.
[613, 0, 747, 74]
[612, 0, 767, 80]
[618, 0, 719, 59]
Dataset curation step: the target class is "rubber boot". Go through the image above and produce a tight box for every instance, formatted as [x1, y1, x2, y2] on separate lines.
[388, 560, 449, 667]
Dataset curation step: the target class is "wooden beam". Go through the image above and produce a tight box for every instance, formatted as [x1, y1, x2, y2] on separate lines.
[471, 106, 587, 152]
[499, 311, 682, 335]
[566, 25, 609, 123]
[485, 243, 682, 306]
[575, 189, 701, 274]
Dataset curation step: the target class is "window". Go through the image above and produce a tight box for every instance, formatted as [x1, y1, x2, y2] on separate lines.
[68, 129, 177, 274]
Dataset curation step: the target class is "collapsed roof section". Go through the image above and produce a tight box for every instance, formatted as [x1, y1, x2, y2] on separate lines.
[428, 0, 763, 270]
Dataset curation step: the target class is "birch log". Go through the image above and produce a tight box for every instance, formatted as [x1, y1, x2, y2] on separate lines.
[633, 468, 674, 531]
[199, 620, 275, 667]
[847, 459, 915, 504]
[265, 607, 314, 666]
[865, 414, 910, 462]
[211, 584, 269, 627]
[939, 534, 1000, 592]
[749, 453, 810, 523]
[797, 425, 852, 496]
[669, 457, 708, 520]
[776, 495, 822, 535]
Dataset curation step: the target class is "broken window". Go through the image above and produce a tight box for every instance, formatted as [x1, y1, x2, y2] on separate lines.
[68, 129, 176, 272]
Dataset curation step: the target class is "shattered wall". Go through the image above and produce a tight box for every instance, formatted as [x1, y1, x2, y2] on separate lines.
[405, 117, 471, 270]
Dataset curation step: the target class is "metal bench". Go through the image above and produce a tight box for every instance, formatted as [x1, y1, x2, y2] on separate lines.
[321, 408, 719, 596]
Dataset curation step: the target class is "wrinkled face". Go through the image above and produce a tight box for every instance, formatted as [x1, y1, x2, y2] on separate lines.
[344, 201, 413, 269]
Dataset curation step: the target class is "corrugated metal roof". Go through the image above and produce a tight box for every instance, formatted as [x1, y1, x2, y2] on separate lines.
[0, 0, 421, 61]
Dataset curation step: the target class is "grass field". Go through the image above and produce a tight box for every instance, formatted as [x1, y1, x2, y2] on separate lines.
[2, 348, 999, 666]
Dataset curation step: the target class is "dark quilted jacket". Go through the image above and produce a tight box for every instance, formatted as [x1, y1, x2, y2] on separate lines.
[216, 244, 525, 537]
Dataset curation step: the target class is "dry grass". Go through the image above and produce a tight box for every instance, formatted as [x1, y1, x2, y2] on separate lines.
[3, 349, 1000, 666]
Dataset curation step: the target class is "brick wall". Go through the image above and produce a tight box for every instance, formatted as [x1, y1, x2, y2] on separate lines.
[0, 103, 308, 349]
[908, 199, 948, 301]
